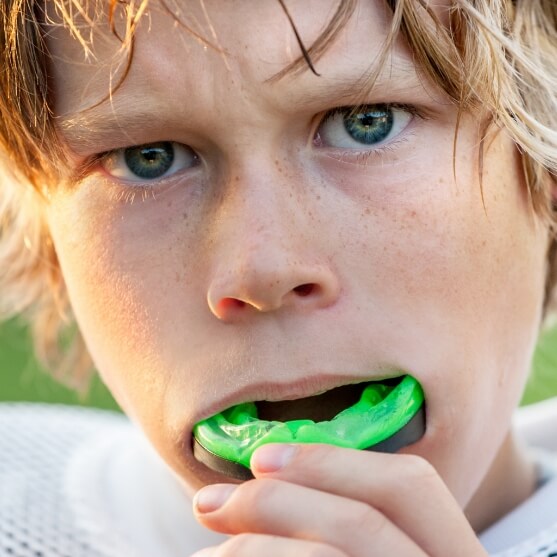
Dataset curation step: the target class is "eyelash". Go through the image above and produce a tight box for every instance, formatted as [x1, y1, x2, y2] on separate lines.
[315, 103, 427, 164]
[79, 102, 428, 203]
[80, 150, 184, 203]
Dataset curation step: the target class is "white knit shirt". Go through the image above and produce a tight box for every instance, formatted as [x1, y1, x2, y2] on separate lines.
[1, 401, 557, 556]
[0, 403, 225, 557]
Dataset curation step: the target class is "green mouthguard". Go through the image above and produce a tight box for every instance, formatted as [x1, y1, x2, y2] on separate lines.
[193, 375, 424, 472]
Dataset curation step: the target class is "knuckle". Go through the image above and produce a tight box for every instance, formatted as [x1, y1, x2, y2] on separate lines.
[238, 477, 281, 512]
[339, 501, 387, 538]
[397, 453, 438, 484]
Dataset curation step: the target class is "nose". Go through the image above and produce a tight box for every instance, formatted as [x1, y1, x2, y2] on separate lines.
[206, 177, 340, 322]
[207, 256, 340, 320]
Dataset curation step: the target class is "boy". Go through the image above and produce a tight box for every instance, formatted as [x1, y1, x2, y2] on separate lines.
[0, 0, 556, 555]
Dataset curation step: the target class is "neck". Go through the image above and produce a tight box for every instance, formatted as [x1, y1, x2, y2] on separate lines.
[465, 430, 537, 533]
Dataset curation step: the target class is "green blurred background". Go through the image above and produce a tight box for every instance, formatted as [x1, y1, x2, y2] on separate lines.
[0, 319, 119, 410]
[1, 317, 557, 409]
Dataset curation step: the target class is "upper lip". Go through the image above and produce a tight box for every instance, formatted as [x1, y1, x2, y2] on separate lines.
[193, 372, 406, 423]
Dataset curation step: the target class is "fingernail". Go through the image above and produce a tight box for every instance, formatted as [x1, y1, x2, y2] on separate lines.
[251, 443, 297, 473]
[194, 484, 236, 514]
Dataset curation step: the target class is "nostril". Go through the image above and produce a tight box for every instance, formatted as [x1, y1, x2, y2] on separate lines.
[293, 283, 316, 297]
[218, 298, 247, 311]
[208, 275, 337, 319]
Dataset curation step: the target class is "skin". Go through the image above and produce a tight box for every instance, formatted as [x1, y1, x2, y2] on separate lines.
[43, 0, 549, 554]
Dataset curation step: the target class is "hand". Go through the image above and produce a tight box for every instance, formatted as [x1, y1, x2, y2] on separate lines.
[191, 444, 488, 556]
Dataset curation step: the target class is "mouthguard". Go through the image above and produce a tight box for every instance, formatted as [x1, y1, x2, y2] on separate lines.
[193, 374, 425, 480]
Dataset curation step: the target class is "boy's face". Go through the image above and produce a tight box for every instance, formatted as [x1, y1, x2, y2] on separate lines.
[46, 0, 548, 505]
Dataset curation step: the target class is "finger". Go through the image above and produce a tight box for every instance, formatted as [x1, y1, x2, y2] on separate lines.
[250, 444, 486, 557]
[191, 534, 348, 557]
[193, 479, 428, 557]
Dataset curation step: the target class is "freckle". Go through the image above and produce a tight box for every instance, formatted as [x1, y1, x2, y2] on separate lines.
[235, 175, 240, 182]
[183, 213, 188, 220]
[364, 207, 371, 215]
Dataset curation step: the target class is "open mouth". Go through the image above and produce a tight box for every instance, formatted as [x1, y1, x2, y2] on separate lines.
[193, 374, 425, 480]
[255, 376, 405, 423]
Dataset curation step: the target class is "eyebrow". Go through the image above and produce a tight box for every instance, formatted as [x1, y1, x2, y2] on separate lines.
[286, 61, 425, 109]
[58, 60, 425, 156]
[58, 94, 170, 155]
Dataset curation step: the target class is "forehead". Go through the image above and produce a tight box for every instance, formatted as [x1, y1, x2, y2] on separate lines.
[45, 0, 390, 67]
[46, 2, 410, 97]
[45, 0, 450, 147]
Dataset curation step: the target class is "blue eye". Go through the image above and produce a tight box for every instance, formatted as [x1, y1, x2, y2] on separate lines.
[125, 143, 174, 179]
[102, 141, 198, 181]
[344, 107, 393, 144]
[316, 105, 412, 150]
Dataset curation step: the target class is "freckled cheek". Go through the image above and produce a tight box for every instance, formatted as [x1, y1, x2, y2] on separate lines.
[354, 161, 541, 312]
[339, 158, 546, 396]
[342, 197, 482, 307]
[367, 196, 545, 503]
[48, 197, 209, 413]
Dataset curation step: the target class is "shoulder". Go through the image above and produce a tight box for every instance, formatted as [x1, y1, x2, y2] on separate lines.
[0, 403, 226, 556]
[0, 400, 126, 429]
[515, 397, 557, 452]
[0, 402, 132, 557]
[480, 401, 557, 555]
[0, 402, 129, 474]
[0, 402, 129, 487]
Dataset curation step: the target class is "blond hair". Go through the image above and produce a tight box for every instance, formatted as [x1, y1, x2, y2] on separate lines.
[0, 0, 556, 389]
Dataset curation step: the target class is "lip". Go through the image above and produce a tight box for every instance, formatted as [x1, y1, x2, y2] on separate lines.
[191, 371, 409, 426]
[191, 374, 425, 479]
[186, 373, 406, 482]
